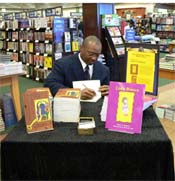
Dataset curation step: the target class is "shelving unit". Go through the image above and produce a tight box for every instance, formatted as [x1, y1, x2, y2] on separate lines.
[153, 16, 175, 53]
[0, 7, 80, 82]
[105, 26, 125, 58]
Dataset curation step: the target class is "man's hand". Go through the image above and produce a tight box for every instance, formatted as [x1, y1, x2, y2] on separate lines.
[81, 88, 96, 100]
[98, 85, 109, 96]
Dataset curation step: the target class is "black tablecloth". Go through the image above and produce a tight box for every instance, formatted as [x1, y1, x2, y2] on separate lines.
[1, 98, 174, 180]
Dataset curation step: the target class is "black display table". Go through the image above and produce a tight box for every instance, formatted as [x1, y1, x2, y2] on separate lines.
[1, 99, 174, 180]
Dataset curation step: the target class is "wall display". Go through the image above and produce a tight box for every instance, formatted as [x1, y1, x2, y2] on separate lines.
[45, 6, 62, 17]
[15, 12, 27, 20]
[101, 14, 121, 28]
[125, 43, 159, 96]
[4, 13, 14, 21]
[105, 26, 125, 58]
[152, 16, 175, 52]
[28, 10, 43, 18]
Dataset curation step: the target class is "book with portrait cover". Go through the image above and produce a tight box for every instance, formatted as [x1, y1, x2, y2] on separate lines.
[23, 87, 54, 134]
[105, 81, 145, 134]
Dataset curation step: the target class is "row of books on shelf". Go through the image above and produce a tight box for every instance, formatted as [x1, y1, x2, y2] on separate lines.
[20, 41, 79, 53]
[153, 17, 175, 25]
[55, 41, 79, 53]
[24, 65, 51, 80]
[54, 30, 79, 43]
[34, 31, 50, 41]
[1, 17, 79, 30]
[2, 37, 79, 54]
[4, 17, 53, 30]
[35, 43, 52, 54]
[7, 42, 18, 50]
[20, 42, 52, 54]
[6, 31, 19, 40]
[159, 39, 173, 45]
[21, 55, 53, 68]
[5, 30, 53, 41]
[156, 25, 175, 31]
[157, 32, 175, 39]
[19, 30, 34, 40]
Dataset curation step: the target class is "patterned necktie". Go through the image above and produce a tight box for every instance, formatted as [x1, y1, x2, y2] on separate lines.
[84, 65, 90, 80]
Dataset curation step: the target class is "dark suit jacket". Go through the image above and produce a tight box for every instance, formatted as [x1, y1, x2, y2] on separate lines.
[44, 53, 110, 96]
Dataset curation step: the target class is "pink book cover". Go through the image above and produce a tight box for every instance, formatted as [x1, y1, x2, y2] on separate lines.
[143, 95, 158, 111]
[105, 81, 145, 134]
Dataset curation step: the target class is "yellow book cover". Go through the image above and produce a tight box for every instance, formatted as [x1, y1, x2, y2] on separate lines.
[44, 57, 52, 69]
[28, 42, 33, 53]
[72, 41, 79, 52]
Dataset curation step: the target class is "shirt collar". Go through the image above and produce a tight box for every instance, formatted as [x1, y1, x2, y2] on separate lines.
[78, 53, 93, 78]
[78, 53, 87, 70]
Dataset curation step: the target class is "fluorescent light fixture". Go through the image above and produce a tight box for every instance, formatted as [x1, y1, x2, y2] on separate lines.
[1, 8, 6, 12]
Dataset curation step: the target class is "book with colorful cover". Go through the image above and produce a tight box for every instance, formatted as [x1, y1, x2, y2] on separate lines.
[23, 87, 54, 134]
[105, 81, 145, 134]
[44, 56, 53, 69]
[72, 41, 79, 51]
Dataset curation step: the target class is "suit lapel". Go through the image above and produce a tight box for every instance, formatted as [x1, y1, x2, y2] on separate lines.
[92, 62, 99, 79]
[72, 56, 84, 80]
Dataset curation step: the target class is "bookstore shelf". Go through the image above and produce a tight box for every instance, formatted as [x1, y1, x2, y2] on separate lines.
[0, 14, 81, 82]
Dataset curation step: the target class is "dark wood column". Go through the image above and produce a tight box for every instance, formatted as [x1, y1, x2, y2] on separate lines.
[82, 3, 114, 39]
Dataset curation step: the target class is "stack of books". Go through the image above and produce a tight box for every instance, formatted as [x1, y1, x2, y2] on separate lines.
[0, 61, 23, 75]
[0, 54, 11, 63]
[53, 88, 81, 123]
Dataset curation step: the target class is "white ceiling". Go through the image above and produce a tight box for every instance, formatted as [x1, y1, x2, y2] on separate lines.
[0, 3, 175, 14]
[0, 3, 82, 13]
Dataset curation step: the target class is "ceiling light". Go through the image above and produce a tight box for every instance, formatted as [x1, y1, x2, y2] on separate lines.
[1, 8, 6, 12]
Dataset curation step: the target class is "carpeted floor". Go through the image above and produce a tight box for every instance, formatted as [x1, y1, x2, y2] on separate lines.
[158, 77, 175, 87]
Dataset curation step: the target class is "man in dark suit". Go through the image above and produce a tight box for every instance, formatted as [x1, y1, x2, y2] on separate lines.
[44, 35, 110, 100]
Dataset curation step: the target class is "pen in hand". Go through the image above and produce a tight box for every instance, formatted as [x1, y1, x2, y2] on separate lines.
[82, 83, 88, 89]
[81, 83, 96, 99]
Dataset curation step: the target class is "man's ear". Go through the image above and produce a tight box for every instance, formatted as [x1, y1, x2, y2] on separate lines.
[79, 45, 84, 52]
